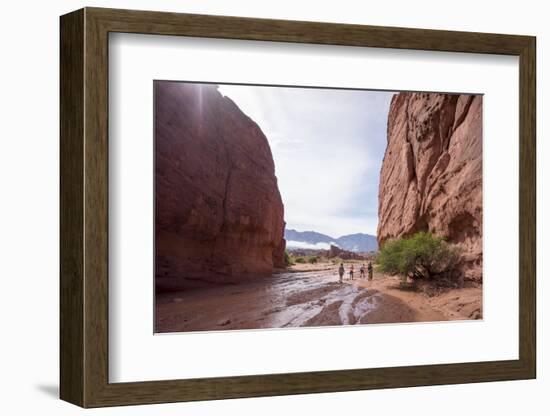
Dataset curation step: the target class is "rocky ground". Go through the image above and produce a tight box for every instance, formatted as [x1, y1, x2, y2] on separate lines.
[155, 262, 482, 333]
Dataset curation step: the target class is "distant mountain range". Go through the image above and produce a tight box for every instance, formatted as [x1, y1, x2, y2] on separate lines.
[285, 229, 378, 252]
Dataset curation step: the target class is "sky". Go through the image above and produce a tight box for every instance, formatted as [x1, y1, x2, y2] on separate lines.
[218, 84, 394, 237]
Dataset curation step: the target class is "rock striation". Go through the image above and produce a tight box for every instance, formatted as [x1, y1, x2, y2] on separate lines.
[378, 92, 482, 281]
[155, 82, 286, 291]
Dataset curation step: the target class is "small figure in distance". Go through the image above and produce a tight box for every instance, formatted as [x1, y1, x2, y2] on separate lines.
[349, 264, 355, 280]
[360, 263, 366, 279]
[367, 261, 373, 281]
[338, 263, 345, 284]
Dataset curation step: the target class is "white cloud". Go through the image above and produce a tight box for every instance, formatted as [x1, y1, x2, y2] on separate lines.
[219, 84, 393, 236]
[286, 240, 338, 250]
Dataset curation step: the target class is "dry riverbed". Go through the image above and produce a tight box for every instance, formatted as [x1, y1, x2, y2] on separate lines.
[155, 262, 482, 333]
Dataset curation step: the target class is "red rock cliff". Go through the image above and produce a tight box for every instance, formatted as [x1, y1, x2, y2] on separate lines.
[378, 92, 482, 281]
[155, 82, 286, 291]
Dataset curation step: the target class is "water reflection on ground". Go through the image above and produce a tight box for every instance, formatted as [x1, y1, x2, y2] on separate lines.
[155, 267, 387, 333]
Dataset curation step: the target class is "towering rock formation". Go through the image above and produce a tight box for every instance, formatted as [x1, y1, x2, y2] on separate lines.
[378, 93, 482, 281]
[155, 82, 286, 291]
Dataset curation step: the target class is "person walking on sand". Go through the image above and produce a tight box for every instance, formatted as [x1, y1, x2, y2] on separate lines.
[367, 261, 373, 281]
[338, 263, 345, 284]
[349, 264, 355, 280]
[359, 264, 366, 279]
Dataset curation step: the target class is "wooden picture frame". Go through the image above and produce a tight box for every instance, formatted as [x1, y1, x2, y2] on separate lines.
[60, 7, 536, 408]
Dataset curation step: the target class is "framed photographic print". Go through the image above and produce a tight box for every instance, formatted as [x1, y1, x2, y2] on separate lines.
[60, 7, 536, 408]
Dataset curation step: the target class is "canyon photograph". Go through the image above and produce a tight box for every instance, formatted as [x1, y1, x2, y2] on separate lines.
[154, 81, 483, 333]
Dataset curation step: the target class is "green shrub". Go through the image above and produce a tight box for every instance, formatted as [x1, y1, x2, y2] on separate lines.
[376, 232, 461, 280]
[308, 256, 318, 264]
[284, 250, 294, 265]
[294, 257, 306, 264]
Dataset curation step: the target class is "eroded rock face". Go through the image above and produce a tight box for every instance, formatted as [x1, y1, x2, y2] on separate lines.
[155, 82, 285, 291]
[327, 245, 366, 260]
[378, 93, 482, 280]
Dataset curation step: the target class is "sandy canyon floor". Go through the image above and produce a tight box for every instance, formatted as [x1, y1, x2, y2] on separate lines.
[155, 263, 482, 333]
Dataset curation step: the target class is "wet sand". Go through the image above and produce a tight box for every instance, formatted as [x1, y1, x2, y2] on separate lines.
[155, 263, 482, 333]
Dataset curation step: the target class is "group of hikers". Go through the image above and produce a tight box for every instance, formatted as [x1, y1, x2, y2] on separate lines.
[338, 262, 373, 283]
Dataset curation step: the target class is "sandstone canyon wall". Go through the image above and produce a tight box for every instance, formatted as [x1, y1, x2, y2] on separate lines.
[155, 82, 286, 291]
[378, 93, 482, 281]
